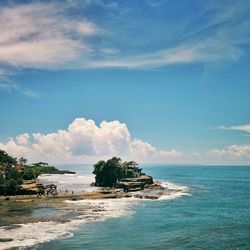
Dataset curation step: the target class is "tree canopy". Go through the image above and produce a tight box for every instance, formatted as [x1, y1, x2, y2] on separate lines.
[93, 157, 141, 187]
[0, 150, 59, 195]
[0, 150, 17, 164]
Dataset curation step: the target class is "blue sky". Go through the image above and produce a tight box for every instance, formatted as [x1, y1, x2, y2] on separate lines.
[0, 0, 250, 164]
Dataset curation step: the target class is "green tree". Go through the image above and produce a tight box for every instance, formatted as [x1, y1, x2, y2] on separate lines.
[104, 157, 122, 187]
[5, 167, 21, 181]
[93, 160, 105, 186]
[0, 175, 5, 185]
[23, 167, 36, 180]
[0, 150, 17, 164]
[17, 178, 23, 185]
[4, 179, 18, 195]
[93, 157, 126, 187]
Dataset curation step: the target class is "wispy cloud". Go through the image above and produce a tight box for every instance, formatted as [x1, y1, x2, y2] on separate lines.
[86, 0, 250, 68]
[0, 0, 250, 93]
[0, 2, 101, 96]
[217, 124, 250, 134]
[208, 121, 250, 162]
[0, 2, 100, 69]
[0, 82, 39, 98]
[1, 1, 250, 71]
[86, 37, 243, 69]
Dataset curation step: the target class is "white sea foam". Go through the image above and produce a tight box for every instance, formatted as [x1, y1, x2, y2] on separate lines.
[65, 197, 138, 218]
[0, 220, 77, 250]
[157, 181, 190, 200]
[0, 198, 137, 250]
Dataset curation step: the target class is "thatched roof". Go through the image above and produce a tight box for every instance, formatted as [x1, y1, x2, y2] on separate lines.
[127, 161, 138, 166]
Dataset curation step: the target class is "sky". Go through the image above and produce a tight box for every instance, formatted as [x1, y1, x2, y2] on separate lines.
[0, 0, 250, 165]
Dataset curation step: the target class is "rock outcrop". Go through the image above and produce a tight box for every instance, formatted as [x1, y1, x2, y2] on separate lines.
[18, 180, 46, 195]
[121, 175, 153, 184]
[116, 175, 154, 192]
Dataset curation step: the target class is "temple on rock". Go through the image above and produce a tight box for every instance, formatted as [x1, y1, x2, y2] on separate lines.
[93, 157, 154, 191]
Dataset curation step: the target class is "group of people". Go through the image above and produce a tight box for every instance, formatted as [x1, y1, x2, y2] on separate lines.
[63, 189, 74, 195]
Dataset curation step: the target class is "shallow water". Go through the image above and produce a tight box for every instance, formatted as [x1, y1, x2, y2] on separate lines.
[1, 165, 250, 249]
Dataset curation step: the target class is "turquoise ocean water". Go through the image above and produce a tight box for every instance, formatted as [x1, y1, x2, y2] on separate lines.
[38, 165, 250, 250]
[1, 165, 250, 249]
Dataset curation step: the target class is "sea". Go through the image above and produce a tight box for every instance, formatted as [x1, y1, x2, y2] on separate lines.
[0, 165, 250, 249]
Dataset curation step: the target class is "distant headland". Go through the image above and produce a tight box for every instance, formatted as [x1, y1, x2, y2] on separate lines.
[0, 150, 75, 196]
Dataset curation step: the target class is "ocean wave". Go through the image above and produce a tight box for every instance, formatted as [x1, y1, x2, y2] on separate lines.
[65, 197, 138, 218]
[0, 220, 77, 250]
[157, 181, 191, 200]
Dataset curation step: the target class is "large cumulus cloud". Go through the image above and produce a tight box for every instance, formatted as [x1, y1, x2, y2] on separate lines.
[0, 117, 182, 164]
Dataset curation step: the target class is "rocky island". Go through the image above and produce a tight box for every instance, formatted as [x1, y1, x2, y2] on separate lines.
[92, 157, 164, 198]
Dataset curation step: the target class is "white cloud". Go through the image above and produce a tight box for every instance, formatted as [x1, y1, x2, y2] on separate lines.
[0, 1, 249, 72]
[206, 122, 250, 163]
[86, 38, 242, 69]
[0, 2, 100, 97]
[192, 152, 200, 158]
[0, 3, 99, 69]
[0, 1, 250, 97]
[205, 122, 250, 164]
[0, 139, 30, 159]
[0, 117, 182, 164]
[207, 144, 250, 159]
[217, 124, 250, 134]
[87, 0, 250, 69]
[130, 139, 182, 163]
[16, 133, 30, 146]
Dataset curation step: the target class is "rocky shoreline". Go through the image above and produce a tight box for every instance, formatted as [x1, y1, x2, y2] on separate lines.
[0, 180, 167, 202]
